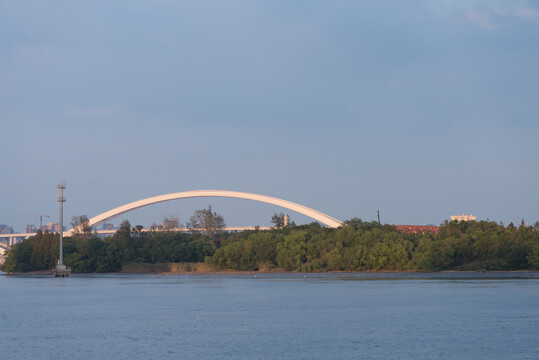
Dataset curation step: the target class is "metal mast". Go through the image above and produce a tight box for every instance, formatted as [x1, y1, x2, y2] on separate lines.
[53, 182, 70, 276]
[57, 182, 66, 265]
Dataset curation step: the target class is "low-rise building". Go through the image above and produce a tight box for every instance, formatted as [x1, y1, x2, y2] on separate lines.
[40, 222, 64, 232]
[0, 224, 14, 234]
[102, 223, 115, 230]
[450, 214, 477, 222]
[162, 218, 179, 230]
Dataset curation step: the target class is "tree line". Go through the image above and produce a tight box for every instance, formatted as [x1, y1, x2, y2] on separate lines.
[2, 218, 539, 273]
[1, 220, 216, 273]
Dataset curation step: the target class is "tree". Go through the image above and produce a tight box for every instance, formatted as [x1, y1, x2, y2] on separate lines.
[186, 207, 225, 237]
[115, 220, 132, 246]
[271, 212, 286, 229]
[0, 239, 35, 272]
[527, 244, 539, 270]
[31, 230, 59, 269]
[276, 232, 308, 271]
[71, 215, 92, 238]
[132, 225, 145, 238]
[271, 212, 293, 229]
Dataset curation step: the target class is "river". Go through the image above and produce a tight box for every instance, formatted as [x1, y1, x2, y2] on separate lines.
[1, 272, 538, 359]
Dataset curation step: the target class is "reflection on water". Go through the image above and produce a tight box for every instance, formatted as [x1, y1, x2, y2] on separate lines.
[1, 272, 538, 359]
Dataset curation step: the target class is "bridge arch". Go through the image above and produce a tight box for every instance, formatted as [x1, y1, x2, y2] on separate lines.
[67, 190, 343, 235]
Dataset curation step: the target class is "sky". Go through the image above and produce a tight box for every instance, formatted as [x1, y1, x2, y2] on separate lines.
[1, 0, 538, 232]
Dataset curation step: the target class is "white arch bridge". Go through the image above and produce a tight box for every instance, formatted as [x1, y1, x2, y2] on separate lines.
[68, 190, 343, 235]
[0, 190, 343, 247]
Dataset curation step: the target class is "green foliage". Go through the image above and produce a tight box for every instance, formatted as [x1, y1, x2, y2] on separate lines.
[206, 219, 539, 272]
[527, 244, 539, 270]
[271, 212, 285, 229]
[0, 230, 58, 272]
[276, 232, 308, 271]
[207, 232, 282, 270]
[70, 215, 92, 238]
[186, 207, 225, 238]
[3, 218, 539, 273]
[1, 223, 218, 273]
[271, 212, 295, 229]
[1, 238, 34, 272]
[31, 230, 59, 270]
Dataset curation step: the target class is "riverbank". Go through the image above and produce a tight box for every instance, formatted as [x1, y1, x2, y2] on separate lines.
[0, 269, 53, 275]
[119, 262, 539, 276]
[125, 267, 539, 278]
[2, 269, 538, 280]
[119, 262, 444, 275]
[120, 262, 285, 275]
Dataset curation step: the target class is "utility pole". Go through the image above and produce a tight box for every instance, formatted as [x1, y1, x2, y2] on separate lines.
[53, 181, 70, 277]
[58, 182, 65, 265]
[377, 210, 381, 225]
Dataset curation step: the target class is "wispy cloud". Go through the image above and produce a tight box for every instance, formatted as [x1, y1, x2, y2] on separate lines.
[429, 0, 539, 30]
[465, 9, 500, 30]
[513, 6, 539, 20]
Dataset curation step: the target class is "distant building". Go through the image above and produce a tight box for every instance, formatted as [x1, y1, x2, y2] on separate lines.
[40, 222, 63, 232]
[450, 214, 477, 222]
[162, 218, 179, 230]
[26, 225, 37, 233]
[0, 224, 14, 234]
[102, 223, 115, 230]
[48, 222, 61, 232]
[394, 225, 440, 234]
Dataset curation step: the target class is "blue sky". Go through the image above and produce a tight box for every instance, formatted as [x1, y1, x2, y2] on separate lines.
[1, 0, 538, 232]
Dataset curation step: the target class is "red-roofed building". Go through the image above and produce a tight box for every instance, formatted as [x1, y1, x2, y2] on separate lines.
[394, 225, 440, 234]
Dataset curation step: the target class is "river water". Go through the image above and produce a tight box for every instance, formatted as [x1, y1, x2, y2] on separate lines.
[1, 272, 538, 359]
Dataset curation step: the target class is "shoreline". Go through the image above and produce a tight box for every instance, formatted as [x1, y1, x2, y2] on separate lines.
[3, 269, 538, 277]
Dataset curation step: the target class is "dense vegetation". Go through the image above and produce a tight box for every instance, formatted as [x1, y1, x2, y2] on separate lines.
[2, 219, 539, 273]
[1, 220, 216, 273]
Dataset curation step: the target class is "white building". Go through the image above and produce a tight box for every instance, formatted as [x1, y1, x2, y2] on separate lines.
[450, 214, 477, 222]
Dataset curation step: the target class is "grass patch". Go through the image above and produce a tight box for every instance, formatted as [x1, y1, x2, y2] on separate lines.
[121, 262, 218, 273]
